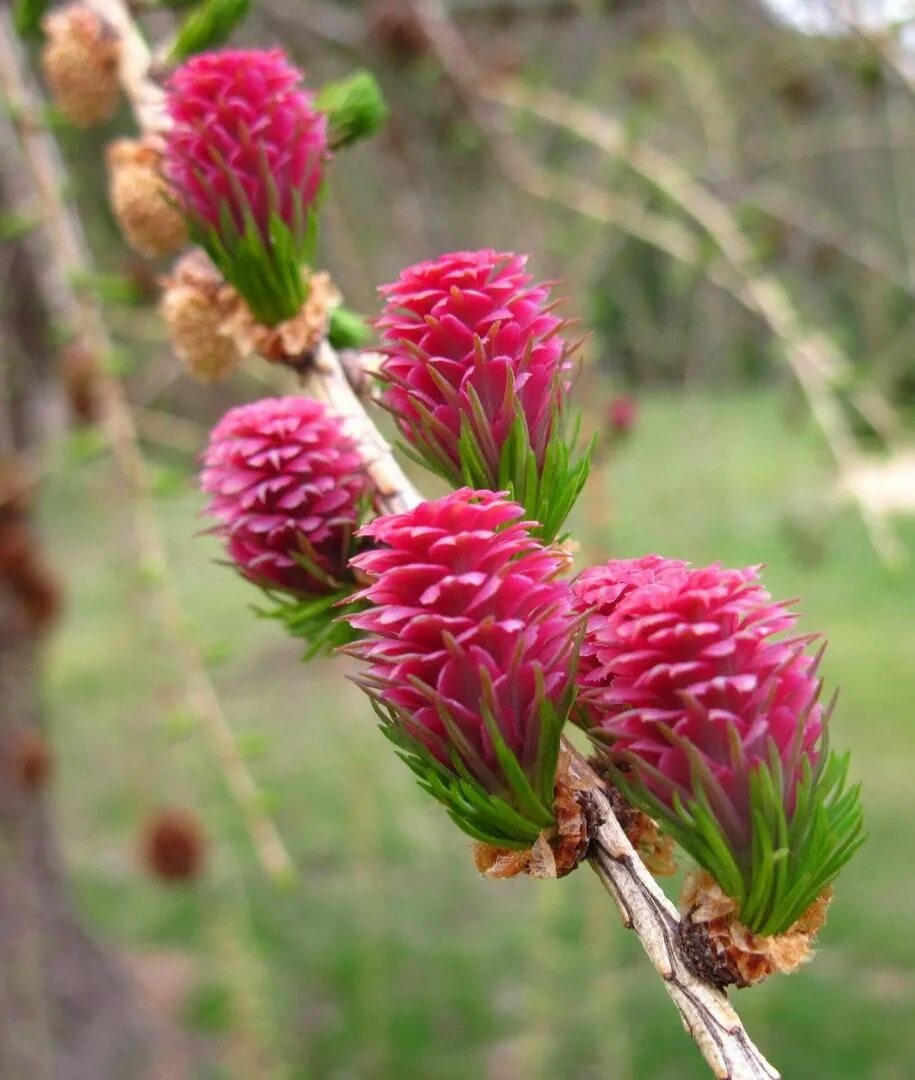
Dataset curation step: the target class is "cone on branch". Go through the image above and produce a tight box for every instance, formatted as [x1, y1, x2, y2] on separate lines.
[376, 250, 590, 541]
[107, 138, 188, 259]
[344, 489, 585, 864]
[160, 249, 243, 382]
[141, 808, 206, 883]
[41, 3, 121, 127]
[0, 520, 62, 635]
[572, 556, 864, 951]
[163, 48, 330, 329]
[200, 396, 374, 653]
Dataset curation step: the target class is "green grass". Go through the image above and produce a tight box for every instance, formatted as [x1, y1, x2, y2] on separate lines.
[41, 389, 915, 1078]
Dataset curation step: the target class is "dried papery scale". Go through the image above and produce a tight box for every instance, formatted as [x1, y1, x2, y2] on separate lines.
[604, 776, 677, 877]
[41, 3, 121, 127]
[163, 48, 330, 328]
[141, 808, 206, 883]
[160, 248, 244, 382]
[107, 137, 188, 258]
[224, 270, 342, 365]
[200, 396, 374, 653]
[472, 749, 592, 880]
[345, 489, 585, 864]
[375, 249, 590, 540]
[678, 870, 832, 988]
[573, 556, 863, 957]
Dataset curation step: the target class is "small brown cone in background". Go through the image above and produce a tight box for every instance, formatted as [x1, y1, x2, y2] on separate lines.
[9, 729, 54, 791]
[107, 138, 188, 258]
[42, 4, 121, 128]
[0, 521, 63, 635]
[141, 808, 206, 884]
[367, 0, 428, 61]
[0, 459, 32, 521]
[161, 250, 244, 382]
[678, 869, 832, 988]
[60, 339, 103, 425]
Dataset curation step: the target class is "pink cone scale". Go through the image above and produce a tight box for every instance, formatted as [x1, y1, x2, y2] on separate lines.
[572, 557, 862, 934]
[164, 48, 328, 242]
[345, 489, 580, 847]
[375, 252, 587, 540]
[200, 397, 369, 596]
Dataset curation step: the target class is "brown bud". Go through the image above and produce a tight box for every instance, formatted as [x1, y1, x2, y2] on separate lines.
[778, 75, 821, 114]
[141, 808, 206, 883]
[367, 0, 428, 61]
[9, 729, 54, 791]
[160, 250, 244, 382]
[60, 340, 102, 425]
[42, 4, 121, 128]
[107, 138, 188, 259]
[0, 459, 33, 522]
[0, 521, 63, 635]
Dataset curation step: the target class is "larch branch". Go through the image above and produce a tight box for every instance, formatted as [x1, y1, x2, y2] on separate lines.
[52, 1, 779, 1075]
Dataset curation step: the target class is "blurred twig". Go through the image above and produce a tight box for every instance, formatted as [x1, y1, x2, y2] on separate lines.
[404, 0, 904, 565]
[0, 9, 294, 884]
[747, 180, 914, 297]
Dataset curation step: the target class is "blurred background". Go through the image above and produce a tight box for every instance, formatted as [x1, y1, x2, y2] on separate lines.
[2, 0, 915, 1077]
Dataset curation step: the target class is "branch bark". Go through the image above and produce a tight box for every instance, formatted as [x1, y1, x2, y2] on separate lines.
[71, 2, 779, 1076]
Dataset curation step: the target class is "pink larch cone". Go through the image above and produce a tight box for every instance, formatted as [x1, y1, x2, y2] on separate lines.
[375, 250, 573, 482]
[164, 49, 329, 244]
[200, 397, 370, 595]
[573, 559, 823, 856]
[345, 489, 579, 835]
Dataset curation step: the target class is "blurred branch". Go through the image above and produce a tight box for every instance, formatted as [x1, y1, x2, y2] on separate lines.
[135, 406, 205, 454]
[258, 0, 364, 50]
[83, 0, 168, 131]
[0, 9, 294, 884]
[747, 180, 915, 297]
[408, 0, 905, 567]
